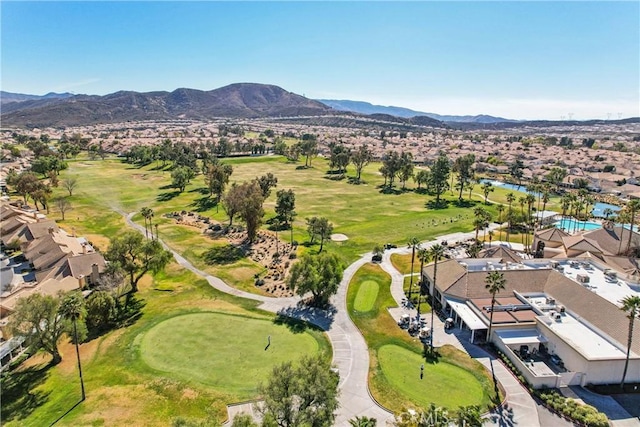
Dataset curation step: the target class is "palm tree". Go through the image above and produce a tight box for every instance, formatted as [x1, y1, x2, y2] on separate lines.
[407, 237, 421, 302]
[560, 194, 572, 231]
[518, 196, 526, 244]
[525, 193, 535, 252]
[625, 200, 640, 253]
[454, 405, 483, 427]
[481, 181, 494, 204]
[59, 291, 87, 401]
[603, 208, 614, 220]
[619, 295, 640, 390]
[426, 244, 445, 354]
[140, 206, 153, 239]
[540, 189, 551, 228]
[417, 247, 430, 315]
[484, 270, 506, 344]
[496, 204, 505, 242]
[506, 193, 516, 241]
[349, 416, 377, 427]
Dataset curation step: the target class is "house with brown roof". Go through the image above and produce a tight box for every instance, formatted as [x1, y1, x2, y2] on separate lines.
[421, 257, 640, 387]
[0, 203, 107, 365]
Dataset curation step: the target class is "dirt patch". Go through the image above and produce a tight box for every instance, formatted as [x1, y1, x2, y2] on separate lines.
[225, 229, 296, 298]
[168, 212, 296, 297]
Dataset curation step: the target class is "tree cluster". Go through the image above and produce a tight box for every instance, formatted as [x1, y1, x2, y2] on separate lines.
[287, 252, 343, 306]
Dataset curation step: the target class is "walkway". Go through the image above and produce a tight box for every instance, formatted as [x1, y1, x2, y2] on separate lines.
[123, 213, 393, 425]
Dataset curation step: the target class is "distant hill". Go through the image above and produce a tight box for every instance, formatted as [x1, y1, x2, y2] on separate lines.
[1, 83, 334, 127]
[316, 99, 516, 123]
[1, 91, 74, 105]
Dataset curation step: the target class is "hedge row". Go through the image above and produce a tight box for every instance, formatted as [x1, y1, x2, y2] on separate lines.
[495, 349, 609, 427]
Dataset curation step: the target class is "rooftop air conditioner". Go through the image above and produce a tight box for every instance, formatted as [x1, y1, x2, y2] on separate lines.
[546, 297, 556, 305]
[558, 305, 566, 313]
[554, 313, 562, 321]
[577, 274, 590, 283]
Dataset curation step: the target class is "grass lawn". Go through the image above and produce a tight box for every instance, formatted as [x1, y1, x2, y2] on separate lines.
[390, 253, 414, 275]
[353, 280, 379, 312]
[140, 312, 323, 398]
[52, 155, 495, 266]
[1, 263, 329, 427]
[378, 344, 488, 410]
[346, 263, 495, 413]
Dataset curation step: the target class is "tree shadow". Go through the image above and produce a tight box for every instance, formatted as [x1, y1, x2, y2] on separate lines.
[453, 199, 478, 208]
[189, 187, 210, 195]
[158, 183, 175, 190]
[276, 302, 336, 331]
[422, 345, 441, 364]
[414, 188, 429, 195]
[156, 191, 180, 202]
[190, 196, 217, 212]
[50, 398, 84, 426]
[1, 363, 53, 422]
[116, 294, 146, 328]
[378, 185, 402, 195]
[347, 177, 365, 185]
[426, 200, 450, 209]
[323, 174, 345, 181]
[272, 314, 324, 334]
[295, 165, 310, 170]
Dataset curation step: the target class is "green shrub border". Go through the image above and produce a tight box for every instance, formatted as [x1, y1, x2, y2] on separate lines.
[493, 347, 609, 427]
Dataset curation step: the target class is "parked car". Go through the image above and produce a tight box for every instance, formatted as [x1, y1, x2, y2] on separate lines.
[383, 243, 397, 250]
[372, 253, 382, 263]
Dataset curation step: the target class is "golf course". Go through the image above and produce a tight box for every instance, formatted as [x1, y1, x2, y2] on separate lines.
[2, 152, 513, 425]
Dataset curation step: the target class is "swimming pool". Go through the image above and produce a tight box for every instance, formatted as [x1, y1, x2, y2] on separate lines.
[554, 218, 601, 231]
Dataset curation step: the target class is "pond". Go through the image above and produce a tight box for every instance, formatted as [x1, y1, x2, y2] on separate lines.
[479, 179, 541, 198]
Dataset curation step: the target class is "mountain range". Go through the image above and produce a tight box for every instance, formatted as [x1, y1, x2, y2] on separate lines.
[2, 84, 638, 130]
[0, 84, 334, 128]
[316, 99, 516, 123]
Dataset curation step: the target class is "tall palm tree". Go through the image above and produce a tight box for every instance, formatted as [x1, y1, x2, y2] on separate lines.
[540, 189, 551, 229]
[497, 204, 505, 242]
[140, 206, 153, 239]
[619, 295, 640, 390]
[525, 193, 535, 252]
[484, 270, 506, 344]
[625, 200, 640, 253]
[407, 237, 421, 302]
[59, 291, 87, 401]
[506, 193, 516, 241]
[417, 247, 430, 315]
[426, 244, 445, 354]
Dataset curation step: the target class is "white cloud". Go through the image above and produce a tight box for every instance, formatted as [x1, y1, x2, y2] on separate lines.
[371, 96, 640, 121]
[54, 78, 102, 93]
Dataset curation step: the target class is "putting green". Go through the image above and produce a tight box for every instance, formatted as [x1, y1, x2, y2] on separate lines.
[140, 312, 322, 397]
[378, 345, 487, 409]
[353, 280, 379, 312]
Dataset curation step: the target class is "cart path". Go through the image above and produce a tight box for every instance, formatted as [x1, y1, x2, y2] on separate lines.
[122, 212, 394, 425]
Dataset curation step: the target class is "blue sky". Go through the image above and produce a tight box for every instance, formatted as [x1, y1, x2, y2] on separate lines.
[2, 1, 639, 120]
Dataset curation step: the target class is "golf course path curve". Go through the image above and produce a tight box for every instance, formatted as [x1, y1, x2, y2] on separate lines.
[122, 212, 394, 425]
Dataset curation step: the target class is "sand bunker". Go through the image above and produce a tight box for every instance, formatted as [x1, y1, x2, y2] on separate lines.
[331, 233, 349, 242]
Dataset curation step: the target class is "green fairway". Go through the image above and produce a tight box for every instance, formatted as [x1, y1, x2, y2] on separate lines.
[353, 280, 379, 312]
[378, 344, 489, 410]
[140, 312, 322, 397]
[346, 263, 495, 413]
